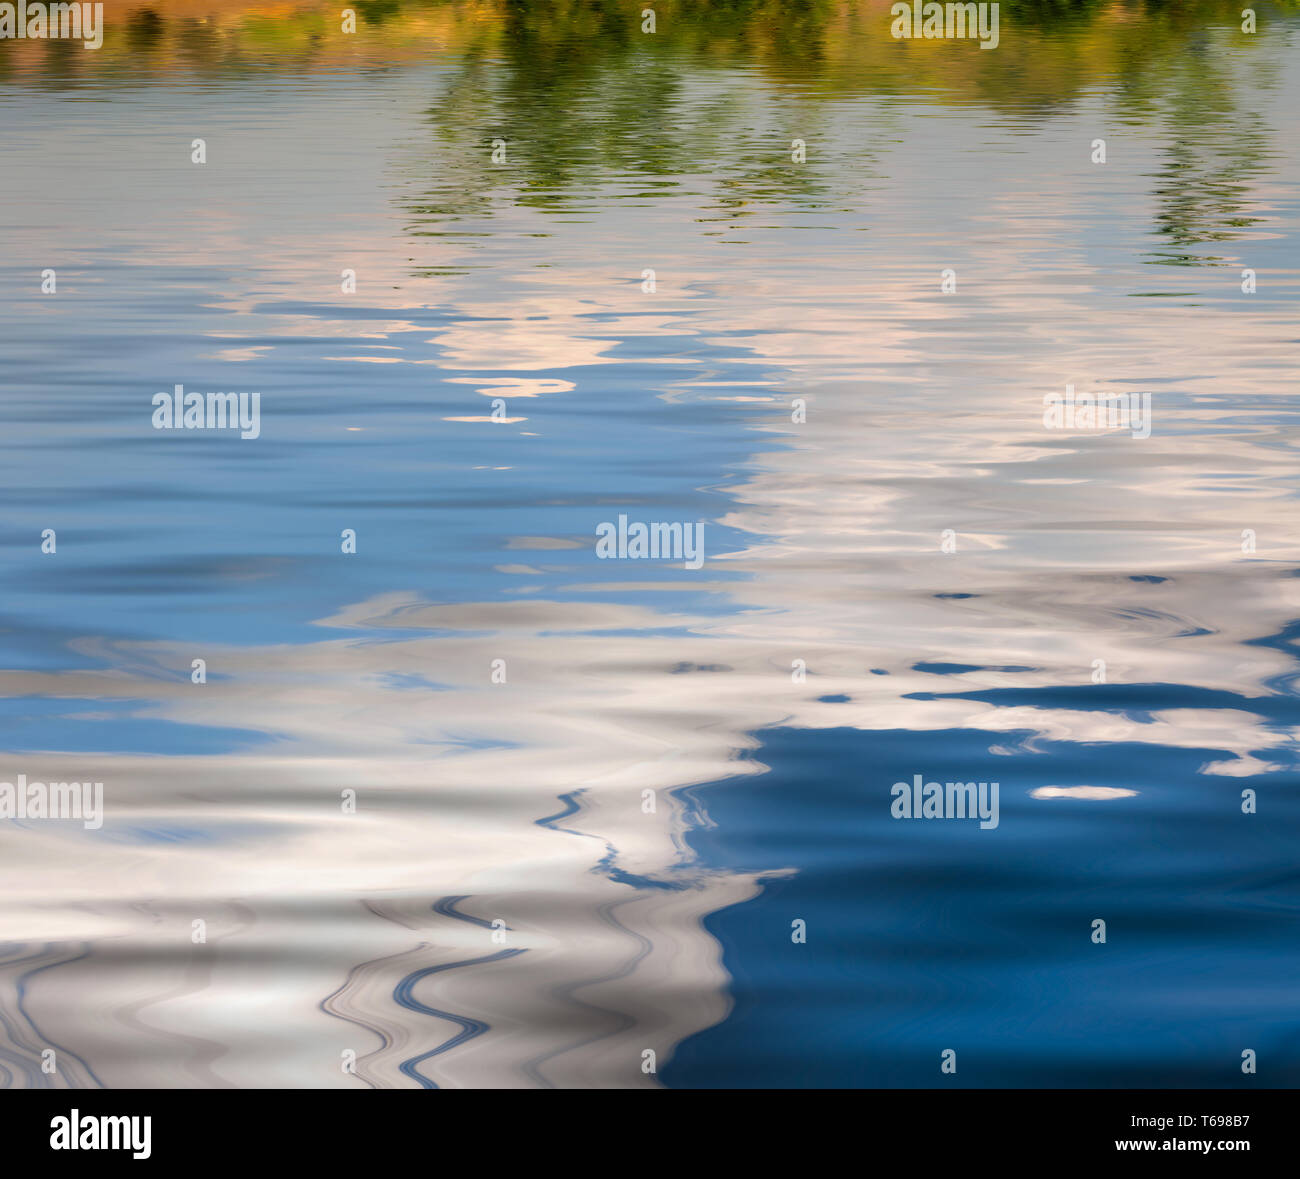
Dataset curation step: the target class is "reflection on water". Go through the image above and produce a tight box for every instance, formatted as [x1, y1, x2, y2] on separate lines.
[1, 0, 1299, 1087]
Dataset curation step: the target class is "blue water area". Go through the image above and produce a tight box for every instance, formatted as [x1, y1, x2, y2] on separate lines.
[667, 725, 1300, 1089]
[0, 695, 272, 755]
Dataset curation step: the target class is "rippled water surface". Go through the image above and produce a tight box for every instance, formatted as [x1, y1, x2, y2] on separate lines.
[2, 0, 1299, 1088]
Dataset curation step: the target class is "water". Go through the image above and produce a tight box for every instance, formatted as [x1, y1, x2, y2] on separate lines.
[1, 0, 1299, 1089]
